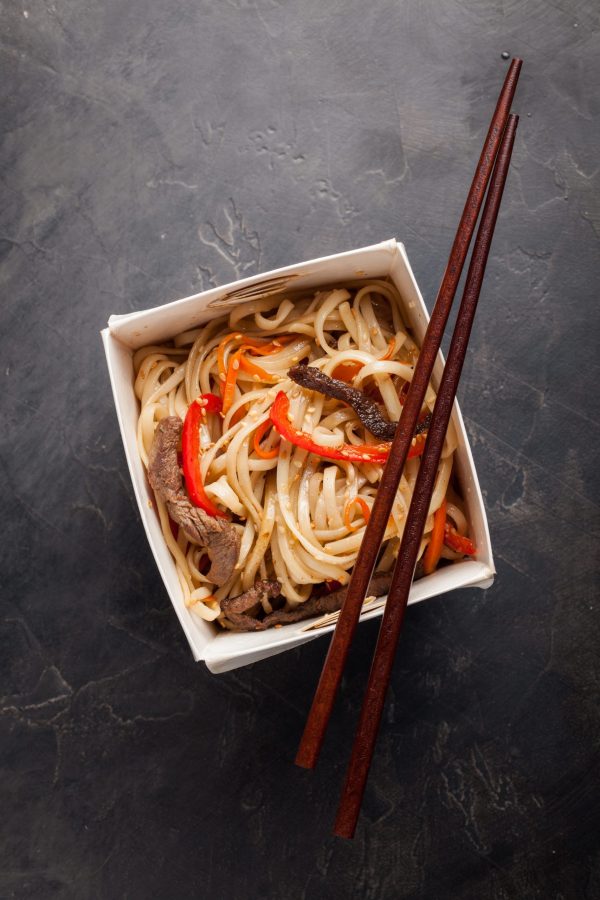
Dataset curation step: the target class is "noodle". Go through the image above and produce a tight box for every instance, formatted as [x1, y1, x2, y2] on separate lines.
[134, 280, 470, 626]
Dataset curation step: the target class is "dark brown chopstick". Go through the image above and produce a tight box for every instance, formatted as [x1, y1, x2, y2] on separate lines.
[295, 59, 522, 771]
[334, 114, 519, 839]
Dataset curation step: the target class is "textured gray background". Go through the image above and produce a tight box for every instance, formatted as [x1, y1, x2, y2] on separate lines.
[1, 1, 599, 898]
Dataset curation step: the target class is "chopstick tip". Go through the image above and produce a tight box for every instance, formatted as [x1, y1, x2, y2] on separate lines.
[333, 821, 356, 841]
[294, 748, 317, 770]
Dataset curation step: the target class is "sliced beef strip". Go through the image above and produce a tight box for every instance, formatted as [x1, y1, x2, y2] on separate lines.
[220, 580, 282, 632]
[262, 571, 394, 628]
[148, 415, 182, 502]
[166, 494, 241, 586]
[288, 364, 432, 440]
[148, 416, 241, 586]
[289, 364, 397, 440]
[221, 579, 281, 615]
[222, 611, 267, 632]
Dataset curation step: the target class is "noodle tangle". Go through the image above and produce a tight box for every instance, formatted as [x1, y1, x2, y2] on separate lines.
[134, 281, 469, 626]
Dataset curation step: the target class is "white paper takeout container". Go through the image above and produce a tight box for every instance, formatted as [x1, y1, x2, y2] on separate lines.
[102, 240, 494, 673]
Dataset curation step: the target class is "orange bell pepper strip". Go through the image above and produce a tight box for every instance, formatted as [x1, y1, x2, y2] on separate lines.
[238, 354, 279, 383]
[378, 337, 396, 361]
[331, 361, 363, 383]
[222, 349, 243, 414]
[219, 333, 295, 401]
[344, 496, 372, 532]
[330, 338, 395, 383]
[242, 335, 296, 355]
[217, 333, 242, 379]
[253, 420, 280, 459]
[217, 333, 295, 377]
[423, 497, 447, 575]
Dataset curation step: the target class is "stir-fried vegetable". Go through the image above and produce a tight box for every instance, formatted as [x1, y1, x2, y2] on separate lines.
[181, 394, 226, 518]
[444, 524, 476, 556]
[423, 497, 447, 574]
[344, 496, 372, 532]
[269, 391, 426, 464]
[253, 420, 280, 459]
[219, 334, 294, 413]
[270, 391, 392, 463]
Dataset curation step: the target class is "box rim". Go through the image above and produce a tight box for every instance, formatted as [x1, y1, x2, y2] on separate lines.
[103, 239, 494, 672]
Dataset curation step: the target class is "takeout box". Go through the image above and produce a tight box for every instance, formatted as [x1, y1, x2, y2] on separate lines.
[102, 240, 495, 673]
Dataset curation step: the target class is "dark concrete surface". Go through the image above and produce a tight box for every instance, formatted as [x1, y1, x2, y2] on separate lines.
[2, 1, 599, 898]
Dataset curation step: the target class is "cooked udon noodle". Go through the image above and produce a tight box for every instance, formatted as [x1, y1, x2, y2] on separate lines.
[134, 280, 471, 625]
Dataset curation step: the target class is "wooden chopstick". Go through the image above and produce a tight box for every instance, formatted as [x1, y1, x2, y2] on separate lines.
[334, 114, 520, 839]
[295, 59, 522, 771]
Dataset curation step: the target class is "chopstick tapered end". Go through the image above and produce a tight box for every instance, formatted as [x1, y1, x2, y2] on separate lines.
[294, 748, 317, 770]
[294, 60, 523, 836]
[331, 81, 521, 840]
[333, 809, 358, 840]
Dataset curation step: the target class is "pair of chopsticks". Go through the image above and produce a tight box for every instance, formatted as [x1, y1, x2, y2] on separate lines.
[295, 59, 522, 838]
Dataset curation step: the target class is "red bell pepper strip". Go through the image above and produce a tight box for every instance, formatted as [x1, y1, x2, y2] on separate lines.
[269, 391, 390, 463]
[269, 391, 427, 464]
[195, 392, 222, 415]
[443, 523, 476, 557]
[181, 394, 226, 518]
[409, 433, 427, 458]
